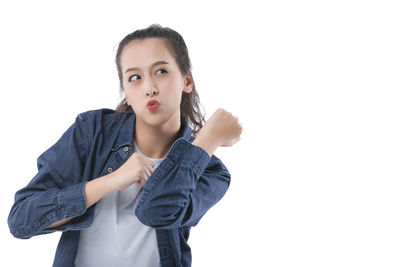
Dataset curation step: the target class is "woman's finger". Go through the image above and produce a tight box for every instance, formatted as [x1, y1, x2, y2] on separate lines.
[143, 165, 152, 178]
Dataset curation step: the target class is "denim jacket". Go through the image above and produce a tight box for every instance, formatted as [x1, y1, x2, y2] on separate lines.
[8, 108, 231, 267]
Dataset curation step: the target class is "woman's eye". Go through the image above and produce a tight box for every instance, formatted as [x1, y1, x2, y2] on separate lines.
[128, 75, 140, 82]
[156, 68, 168, 75]
[128, 69, 167, 83]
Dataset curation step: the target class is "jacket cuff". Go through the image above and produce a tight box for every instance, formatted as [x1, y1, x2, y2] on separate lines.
[57, 181, 87, 218]
[167, 137, 212, 177]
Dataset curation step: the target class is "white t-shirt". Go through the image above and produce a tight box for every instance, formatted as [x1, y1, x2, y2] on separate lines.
[74, 140, 165, 267]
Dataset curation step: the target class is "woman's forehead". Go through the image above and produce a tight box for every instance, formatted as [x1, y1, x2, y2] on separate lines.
[121, 38, 173, 67]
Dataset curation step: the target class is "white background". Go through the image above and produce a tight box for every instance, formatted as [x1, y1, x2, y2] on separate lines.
[1, 0, 399, 266]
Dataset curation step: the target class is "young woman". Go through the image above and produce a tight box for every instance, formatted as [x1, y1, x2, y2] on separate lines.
[8, 24, 242, 267]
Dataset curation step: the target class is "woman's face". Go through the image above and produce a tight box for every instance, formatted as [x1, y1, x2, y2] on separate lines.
[120, 38, 193, 127]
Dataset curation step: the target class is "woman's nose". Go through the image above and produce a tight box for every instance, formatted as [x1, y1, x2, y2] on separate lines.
[146, 88, 158, 96]
[144, 78, 158, 96]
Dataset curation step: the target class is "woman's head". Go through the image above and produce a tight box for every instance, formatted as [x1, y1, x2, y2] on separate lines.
[114, 24, 205, 136]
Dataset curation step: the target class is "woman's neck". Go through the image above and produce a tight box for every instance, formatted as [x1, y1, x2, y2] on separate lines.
[134, 116, 181, 159]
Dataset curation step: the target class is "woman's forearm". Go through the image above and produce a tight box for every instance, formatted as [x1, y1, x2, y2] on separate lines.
[192, 134, 219, 158]
[84, 171, 119, 209]
[45, 172, 118, 229]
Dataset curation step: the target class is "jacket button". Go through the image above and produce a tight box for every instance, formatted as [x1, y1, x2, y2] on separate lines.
[107, 167, 113, 173]
[123, 147, 129, 152]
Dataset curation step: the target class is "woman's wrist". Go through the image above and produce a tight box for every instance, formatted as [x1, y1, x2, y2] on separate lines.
[192, 131, 220, 158]
[46, 173, 118, 230]
[84, 172, 119, 209]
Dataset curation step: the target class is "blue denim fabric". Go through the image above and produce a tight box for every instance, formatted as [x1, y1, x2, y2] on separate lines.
[7, 108, 231, 267]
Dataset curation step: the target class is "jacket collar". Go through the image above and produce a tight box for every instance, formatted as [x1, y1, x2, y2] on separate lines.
[111, 111, 193, 151]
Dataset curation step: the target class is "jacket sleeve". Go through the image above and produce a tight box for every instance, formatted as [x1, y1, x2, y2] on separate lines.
[135, 137, 231, 229]
[7, 114, 91, 239]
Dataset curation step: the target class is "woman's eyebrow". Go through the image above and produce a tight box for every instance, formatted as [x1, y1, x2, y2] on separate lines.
[124, 60, 169, 74]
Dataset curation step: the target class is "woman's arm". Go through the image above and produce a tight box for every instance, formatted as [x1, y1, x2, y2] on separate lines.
[8, 114, 91, 239]
[135, 108, 240, 229]
[191, 133, 219, 157]
[45, 171, 119, 229]
[134, 136, 231, 229]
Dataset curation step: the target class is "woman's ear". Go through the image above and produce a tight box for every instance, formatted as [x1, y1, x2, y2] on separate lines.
[183, 71, 194, 93]
[122, 90, 130, 106]
[183, 87, 193, 94]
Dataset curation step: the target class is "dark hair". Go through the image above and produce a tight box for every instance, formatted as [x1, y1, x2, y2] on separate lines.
[114, 24, 206, 137]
